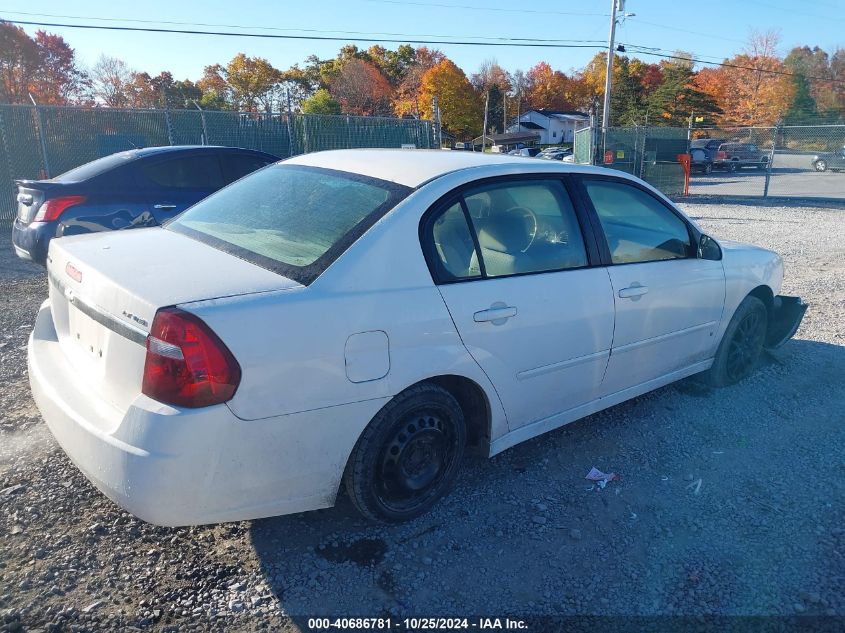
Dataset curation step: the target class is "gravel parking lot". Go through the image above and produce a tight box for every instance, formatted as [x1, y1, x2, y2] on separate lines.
[1, 201, 844, 631]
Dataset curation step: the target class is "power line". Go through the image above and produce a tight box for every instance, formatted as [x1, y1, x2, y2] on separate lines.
[0, 18, 610, 49]
[0, 9, 607, 44]
[364, 0, 609, 17]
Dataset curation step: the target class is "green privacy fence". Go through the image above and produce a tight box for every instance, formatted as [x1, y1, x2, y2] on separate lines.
[0, 104, 435, 222]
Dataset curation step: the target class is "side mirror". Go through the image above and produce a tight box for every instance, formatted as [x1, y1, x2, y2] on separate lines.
[698, 234, 722, 261]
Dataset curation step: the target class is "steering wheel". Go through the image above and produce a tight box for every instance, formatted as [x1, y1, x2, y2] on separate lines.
[503, 206, 538, 253]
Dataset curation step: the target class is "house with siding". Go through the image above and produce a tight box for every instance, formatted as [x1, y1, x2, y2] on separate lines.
[507, 110, 590, 145]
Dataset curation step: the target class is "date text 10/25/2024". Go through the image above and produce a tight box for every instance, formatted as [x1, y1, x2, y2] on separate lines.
[307, 618, 529, 630]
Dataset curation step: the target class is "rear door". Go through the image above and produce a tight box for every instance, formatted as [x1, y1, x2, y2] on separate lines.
[577, 176, 725, 396]
[424, 176, 615, 429]
[136, 153, 225, 223]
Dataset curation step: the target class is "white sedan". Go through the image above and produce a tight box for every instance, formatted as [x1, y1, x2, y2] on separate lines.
[28, 150, 806, 525]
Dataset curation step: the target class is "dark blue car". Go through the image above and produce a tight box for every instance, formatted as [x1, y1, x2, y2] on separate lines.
[12, 145, 279, 265]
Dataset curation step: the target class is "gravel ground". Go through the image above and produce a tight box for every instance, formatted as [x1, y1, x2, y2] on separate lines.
[1, 202, 844, 631]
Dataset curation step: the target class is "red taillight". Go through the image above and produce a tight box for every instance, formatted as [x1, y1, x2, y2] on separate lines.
[716, 151, 727, 160]
[142, 308, 241, 408]
[33, 195, 87, 222]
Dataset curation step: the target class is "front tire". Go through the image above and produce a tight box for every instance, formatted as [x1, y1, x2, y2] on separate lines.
[343, 383, 466, 523]
[814, 160, 828, 172]
[729, 161, 740, 172]
[705, 296, 768, 387]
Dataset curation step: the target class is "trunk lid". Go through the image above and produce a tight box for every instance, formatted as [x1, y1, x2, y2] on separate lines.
[47, 227, 301, 419]
[16, 180, 71, 225]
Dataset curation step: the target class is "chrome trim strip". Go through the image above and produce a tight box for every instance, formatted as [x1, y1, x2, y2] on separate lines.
[612, 321, 717, 355]
[48, 271, 148, 346]
[517, 349, 610, 381]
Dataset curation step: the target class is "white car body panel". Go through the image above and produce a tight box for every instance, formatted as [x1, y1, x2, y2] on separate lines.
[600, 258, 725, 395]
[27, 149, 794, 525]
[438, 268, 615, 428]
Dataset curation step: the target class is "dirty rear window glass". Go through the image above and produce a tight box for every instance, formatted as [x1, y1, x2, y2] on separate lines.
[52, 151, 137, 183]
[167, 164, 411, 285]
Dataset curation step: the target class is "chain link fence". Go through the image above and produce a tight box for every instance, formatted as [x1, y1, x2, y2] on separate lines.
[0, 104, 435, 222]
[574, 123, 845, 201]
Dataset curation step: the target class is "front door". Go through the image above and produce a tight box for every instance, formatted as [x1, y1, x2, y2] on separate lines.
[578, 177, 725, 395]
[136, 153, 224, 224]
[424, 178, 615, 429]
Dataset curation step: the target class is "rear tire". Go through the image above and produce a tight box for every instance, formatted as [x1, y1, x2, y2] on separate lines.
[343, 383, 466, 523]
[815, 160, 828, 172]
[705, 296, 767, 387]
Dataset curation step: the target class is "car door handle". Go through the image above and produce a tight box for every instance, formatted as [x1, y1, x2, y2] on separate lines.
[474, 305, 517, 323]
[618, 285, 649, 299]
[153, 203, 177, 210]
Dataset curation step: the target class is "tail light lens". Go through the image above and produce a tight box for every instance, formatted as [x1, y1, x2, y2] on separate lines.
[142, 308, 241, 408]
[716, 151, 727, 160]
[33, 195, 87, 222]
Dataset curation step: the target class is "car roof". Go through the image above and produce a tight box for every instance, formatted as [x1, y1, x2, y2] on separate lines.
[113, 145, 278, 160]
[285, 149, 610, 187]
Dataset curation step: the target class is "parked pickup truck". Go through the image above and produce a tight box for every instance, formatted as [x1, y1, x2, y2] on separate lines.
[713, 142, 769, 172]
[689, 139, 769, 172]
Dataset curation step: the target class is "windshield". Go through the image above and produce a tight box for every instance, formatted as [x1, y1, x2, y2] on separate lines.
[168, 164, 411, 285]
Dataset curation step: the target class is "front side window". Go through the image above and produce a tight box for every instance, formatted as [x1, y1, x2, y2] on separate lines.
[141, 155, 223, 190]
[428, 179, 588, 281]
[583, 179, 692, 265]
[168, 165, 410, 284]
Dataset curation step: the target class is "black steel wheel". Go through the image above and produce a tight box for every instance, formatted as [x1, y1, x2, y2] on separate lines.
[705, 296, 768, 387]
[344, 383, 466, 522]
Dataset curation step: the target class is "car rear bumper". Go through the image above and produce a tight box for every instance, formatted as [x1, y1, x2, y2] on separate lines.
[12, 219, 53, 266]
[28, 300, 387, 526]
[765, 295, 807, 349]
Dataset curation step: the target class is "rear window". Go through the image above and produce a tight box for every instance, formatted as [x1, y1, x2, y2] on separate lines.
[167, 164, 411, 285]
[51, 151, 137, 183]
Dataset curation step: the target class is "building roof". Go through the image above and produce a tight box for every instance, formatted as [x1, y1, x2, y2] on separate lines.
[286, 148, 604, 188]
[471, 132, 540, 146]
[516, 121, 545, 130]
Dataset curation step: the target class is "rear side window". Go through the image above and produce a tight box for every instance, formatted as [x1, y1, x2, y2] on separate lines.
[141, 155, 223, 190]
[52, 151, 137, 182]
[220, 153, 275, 184]
[168, 165, 411, 284]
[583, 179, 692, 264]
[426, 179, 588, 281]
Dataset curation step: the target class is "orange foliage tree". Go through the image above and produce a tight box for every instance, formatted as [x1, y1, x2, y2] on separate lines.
[696, 31, 795, 126]
[418, 59, 482, 137]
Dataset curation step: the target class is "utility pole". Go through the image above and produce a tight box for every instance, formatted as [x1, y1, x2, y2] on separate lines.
[481, 90, 490, 152]
[601, 0, 622, 130]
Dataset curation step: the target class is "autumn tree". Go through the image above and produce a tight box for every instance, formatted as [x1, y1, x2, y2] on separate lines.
[0, 22, 39, 103]
[393, 47, 444, 117]
[648, 56, 721, 126]
[197, 64, 231, 109]
[29, 31, 87, 104]
[91, 55, 133, 107]
[524, 62, 579, 112]
[783, 46, 844, 123]
[697, 31, 794, 126]
[471, 59, 511, 133]
[329, 59, 393, 115]
[301, 88, 341, 114]
[418, 59, 481, 137]
[225, 54, 282, 111]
